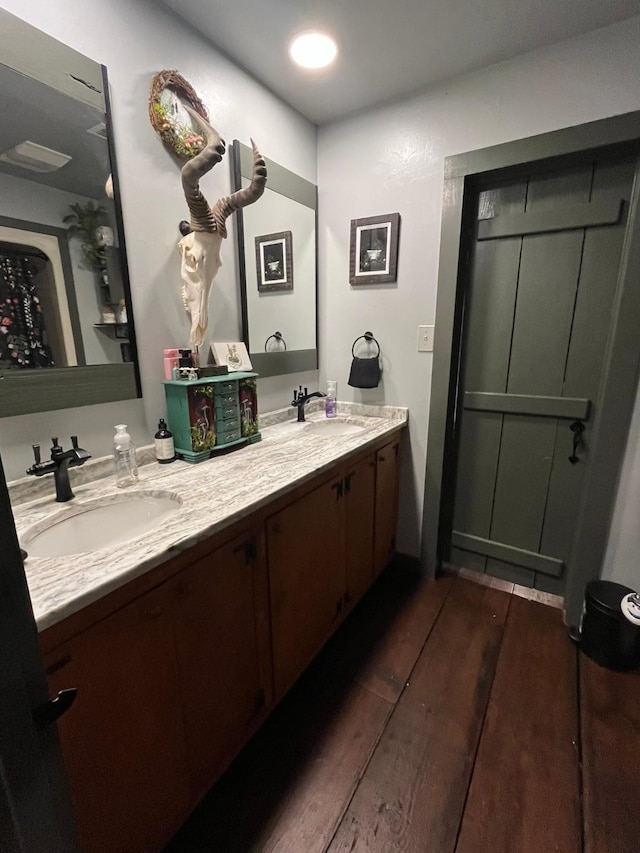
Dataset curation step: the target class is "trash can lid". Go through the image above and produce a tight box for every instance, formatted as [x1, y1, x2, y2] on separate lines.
[586, 580, 635, 615]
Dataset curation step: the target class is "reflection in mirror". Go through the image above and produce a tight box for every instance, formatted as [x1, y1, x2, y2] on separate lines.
[0, 9, 139, 416]
[233, 141, 317, 378]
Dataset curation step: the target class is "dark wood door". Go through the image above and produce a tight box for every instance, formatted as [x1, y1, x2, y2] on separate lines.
[170, 530, 272, 801]
[450, 155, 636, 593]
[373, 440, 400, 577]
[46, 583, 191, 853]
[267, 477, 346, 699]
[344, 454, 376, 610]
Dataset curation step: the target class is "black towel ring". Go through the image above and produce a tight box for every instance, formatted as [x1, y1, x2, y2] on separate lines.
[265, 331, 287, 352]
[351, 331, 380, 358]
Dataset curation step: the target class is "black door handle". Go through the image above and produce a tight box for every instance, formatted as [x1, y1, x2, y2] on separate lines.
[33, 688, 78, 727]
[569, 420, 586, 464]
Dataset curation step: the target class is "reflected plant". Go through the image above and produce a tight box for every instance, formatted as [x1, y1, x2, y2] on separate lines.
[63, 202, 109, 272]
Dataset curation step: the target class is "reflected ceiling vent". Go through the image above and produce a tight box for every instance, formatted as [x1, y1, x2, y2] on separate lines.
[87, 122, 108, 140]
[0, 140, 72, 173]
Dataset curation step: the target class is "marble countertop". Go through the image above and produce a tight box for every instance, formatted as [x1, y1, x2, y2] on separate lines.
[10, 402, 407, 632]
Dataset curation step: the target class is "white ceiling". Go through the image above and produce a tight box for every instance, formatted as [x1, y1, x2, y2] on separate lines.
[161, 0, 640, 125]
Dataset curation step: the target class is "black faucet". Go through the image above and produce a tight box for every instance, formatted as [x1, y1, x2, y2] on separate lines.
[291, 386, 326, 422]
[26, 436, 91, 502]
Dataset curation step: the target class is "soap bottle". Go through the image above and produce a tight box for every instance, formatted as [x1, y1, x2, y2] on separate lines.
[113, 424, 139, 487]
[325, 380, 337, 418]
[155, 418, 176, 464]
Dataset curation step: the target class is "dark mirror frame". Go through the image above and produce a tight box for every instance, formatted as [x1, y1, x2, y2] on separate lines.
[232, 140, 318, 378]
[0, 49, 141, 417]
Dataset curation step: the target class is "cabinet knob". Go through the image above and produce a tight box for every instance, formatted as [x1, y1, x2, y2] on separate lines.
[233, 538, 257, 563]
[175, 581, 193, 600]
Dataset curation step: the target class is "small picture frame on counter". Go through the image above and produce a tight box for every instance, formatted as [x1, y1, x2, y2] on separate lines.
[210, 341, 253, 372]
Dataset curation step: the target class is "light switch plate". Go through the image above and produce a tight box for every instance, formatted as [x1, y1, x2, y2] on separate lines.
[418, 325, 434, 352]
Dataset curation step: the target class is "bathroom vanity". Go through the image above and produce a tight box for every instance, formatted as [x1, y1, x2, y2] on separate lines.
[13, 405, 406, 853]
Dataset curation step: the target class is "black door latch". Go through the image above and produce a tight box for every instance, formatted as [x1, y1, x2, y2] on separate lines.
[33, 688, 78, 726]
[569, 420, 586, 464]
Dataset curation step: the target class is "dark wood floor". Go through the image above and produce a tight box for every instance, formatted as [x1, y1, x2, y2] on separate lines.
[166, 568, 640, 853]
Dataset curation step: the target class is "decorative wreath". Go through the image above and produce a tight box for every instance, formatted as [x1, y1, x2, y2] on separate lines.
[148, 70, 209, 159]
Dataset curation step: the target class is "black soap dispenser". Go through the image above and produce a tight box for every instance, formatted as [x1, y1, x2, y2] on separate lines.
[155, 418, 176, 464]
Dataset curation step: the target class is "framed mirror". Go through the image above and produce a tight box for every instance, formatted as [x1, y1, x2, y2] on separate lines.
[232, 141, 318, 377]
[0, 9, 140, 416]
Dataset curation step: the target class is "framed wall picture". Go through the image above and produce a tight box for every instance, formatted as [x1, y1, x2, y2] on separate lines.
[210, 341, 253, 372]
[349, 212, 400, 285]
[255, 230, 293, 292]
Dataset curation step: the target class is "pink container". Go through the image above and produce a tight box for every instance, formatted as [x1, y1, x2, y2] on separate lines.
[163, 348, 180, 380]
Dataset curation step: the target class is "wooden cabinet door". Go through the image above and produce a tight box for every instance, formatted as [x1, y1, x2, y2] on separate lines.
[267, 476, 346, 699]
[170, 530, 272, 801]
[344, 454, 376, 611]
[374, 440, 401, 577]
[45, 583, 191, 853]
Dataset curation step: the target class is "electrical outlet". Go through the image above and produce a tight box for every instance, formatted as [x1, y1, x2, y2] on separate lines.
[418, 325, 434, 352]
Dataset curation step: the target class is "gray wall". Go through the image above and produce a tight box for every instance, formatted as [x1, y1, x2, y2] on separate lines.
[602, 381, 640, 589]
[317, 15, 640, 586]
[0, 0, 318, 476]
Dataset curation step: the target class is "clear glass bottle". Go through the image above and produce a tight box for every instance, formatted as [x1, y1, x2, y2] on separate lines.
[325, 380, 337, 418]
[113, 424, 139, 488]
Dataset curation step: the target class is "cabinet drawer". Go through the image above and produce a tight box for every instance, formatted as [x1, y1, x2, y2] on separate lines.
[214, 380, 238, 396]
[218, 417, 241, 434]
[215, 401, 240, 420]
[217, 425, 241, 444]
[215, 392, 237, 408]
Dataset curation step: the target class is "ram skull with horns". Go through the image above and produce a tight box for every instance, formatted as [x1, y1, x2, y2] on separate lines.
[178, 104, 267, 347]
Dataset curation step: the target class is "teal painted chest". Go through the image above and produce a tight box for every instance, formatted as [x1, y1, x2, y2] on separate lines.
[164, 372, 260, 463]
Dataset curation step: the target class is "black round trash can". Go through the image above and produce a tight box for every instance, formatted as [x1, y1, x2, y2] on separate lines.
[580, 580, 640, 671]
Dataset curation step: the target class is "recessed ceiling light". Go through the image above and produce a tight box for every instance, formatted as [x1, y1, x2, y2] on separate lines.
[289, 31, 337, 70]
[0, 140, 72, 173]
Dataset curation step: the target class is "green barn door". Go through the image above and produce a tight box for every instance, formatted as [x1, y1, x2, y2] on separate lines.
[450, 155, 636, 594]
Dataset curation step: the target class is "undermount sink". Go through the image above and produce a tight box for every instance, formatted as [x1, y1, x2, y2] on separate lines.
[304, 419, 366, 437]
[22, 490, 182, 558]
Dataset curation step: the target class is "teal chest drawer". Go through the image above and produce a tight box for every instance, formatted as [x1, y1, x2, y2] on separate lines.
[216, 402, 240, 421]
[217, 421, 242, 444]
[163, 372, 260, 463]
[215, 392, 238, 409]
[214, 380, 239, 395]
